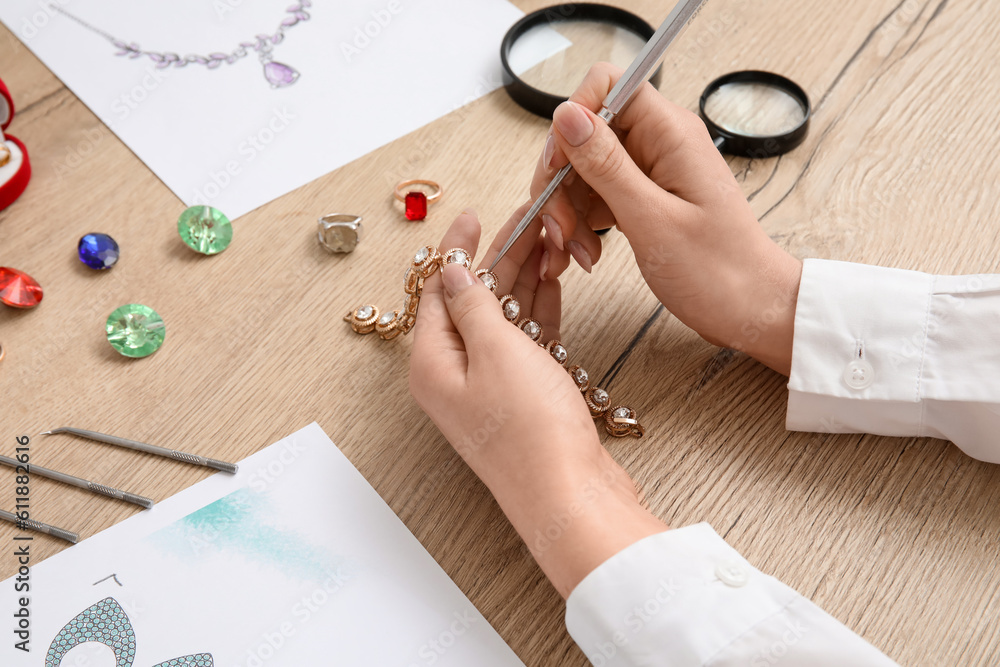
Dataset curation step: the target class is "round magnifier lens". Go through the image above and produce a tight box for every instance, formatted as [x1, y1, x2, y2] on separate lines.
[509, 20, 648, 98]
[699, 71, 811, 158]
[703, 82, 806, 137]
[501, 5, 660, 118]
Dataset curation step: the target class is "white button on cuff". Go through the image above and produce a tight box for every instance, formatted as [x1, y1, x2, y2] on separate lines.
[715, 560, 749, 587]
[843, 359, 875, 390]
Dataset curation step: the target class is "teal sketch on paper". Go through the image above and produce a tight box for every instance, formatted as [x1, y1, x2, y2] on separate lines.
[147, 488, 342, 582]
[44, 597, 213, 667]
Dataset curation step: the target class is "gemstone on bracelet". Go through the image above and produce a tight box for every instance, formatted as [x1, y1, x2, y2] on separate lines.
[106, 304, 165, 358]
[574, 368, 589, 385]
[379, 312, 395, 326]
[178, 205, 233, 255]
[356, 305, 373, 320]
[414, 246, 430, 263]
[77, 233, 120, 269]
[613, 407, 631, 420]
[550, 344, 568, 363]
[503, 300, 520, 321]
[593, 388, 609, 405]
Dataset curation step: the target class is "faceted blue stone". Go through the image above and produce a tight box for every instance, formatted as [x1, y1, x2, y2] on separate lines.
[78, 233, 120, 270]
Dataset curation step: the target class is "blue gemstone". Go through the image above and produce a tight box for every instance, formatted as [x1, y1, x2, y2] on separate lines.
[78, 233, 120, 270]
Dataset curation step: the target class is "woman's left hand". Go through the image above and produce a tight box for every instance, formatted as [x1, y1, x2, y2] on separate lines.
[409, 207, 666, 598]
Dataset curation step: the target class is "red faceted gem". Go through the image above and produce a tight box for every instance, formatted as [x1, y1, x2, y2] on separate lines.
[0, 266, 44, 309]
[404, 191, 427, 221]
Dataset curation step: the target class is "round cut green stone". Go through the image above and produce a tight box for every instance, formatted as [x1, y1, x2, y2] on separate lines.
[177, 205, 233, 255]
[106, 304, 165, 358]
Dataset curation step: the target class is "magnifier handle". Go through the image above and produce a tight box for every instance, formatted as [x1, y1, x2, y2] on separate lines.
[712, 135, 725, 151]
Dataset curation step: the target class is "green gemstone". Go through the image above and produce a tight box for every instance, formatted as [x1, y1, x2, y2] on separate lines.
[106, 304, 165, 358]
[177, 205, 233, 255]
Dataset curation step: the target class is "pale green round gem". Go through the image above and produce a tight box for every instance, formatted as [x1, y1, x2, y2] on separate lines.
[178, 205, 233, 255]
[106, 304, 165, 358]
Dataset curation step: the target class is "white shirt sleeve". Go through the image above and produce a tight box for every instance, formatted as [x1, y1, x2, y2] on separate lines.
[787, 259, 1000, 462]
[565, 524, 896, 666]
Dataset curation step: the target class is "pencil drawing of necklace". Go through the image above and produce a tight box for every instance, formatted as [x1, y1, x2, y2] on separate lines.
[49, 2, 311, 89]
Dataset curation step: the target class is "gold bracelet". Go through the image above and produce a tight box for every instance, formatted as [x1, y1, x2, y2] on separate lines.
[345, 246, 644, 438]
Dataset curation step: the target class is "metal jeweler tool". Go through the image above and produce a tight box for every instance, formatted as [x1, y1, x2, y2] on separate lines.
[41, 427, 239, 474]
[0, 455, 154, 509]
[488, 0, 707, 272]
[0, 509, 79, 544]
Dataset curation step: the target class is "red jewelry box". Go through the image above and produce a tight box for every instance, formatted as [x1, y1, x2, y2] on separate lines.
[0, 77, 32, 213]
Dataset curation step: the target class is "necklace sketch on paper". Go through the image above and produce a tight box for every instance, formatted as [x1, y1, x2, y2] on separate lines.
[49, 2, 311, 89]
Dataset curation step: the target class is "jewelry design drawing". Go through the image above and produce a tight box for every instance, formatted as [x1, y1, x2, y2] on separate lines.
[50, 2, 311, 88]
[45, 597, 214, 667]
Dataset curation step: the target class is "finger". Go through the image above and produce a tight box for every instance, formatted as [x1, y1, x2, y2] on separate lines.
[550, 100, 681, 240]
[531, 276, 562, 345]
[565, 222, 602, 275]
[476, 201, 544, 296]
[541, 236, 571, 281]
[412, 210, 482, 361]
[441, 263, 516, 358]
[510, 236, 546, 315]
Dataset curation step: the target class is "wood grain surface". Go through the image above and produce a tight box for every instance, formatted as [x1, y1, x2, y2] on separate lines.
[2, 1, 999, 665]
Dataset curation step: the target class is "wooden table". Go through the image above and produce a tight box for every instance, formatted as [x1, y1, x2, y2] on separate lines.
[2, 1, 999, 664]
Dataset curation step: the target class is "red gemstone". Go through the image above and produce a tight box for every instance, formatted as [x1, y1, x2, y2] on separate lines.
[404, 191, 427, 221]
[0, 266, 44, 309]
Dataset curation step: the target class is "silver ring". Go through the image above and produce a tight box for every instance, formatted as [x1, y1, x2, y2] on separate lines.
[317, 213, 363, 253]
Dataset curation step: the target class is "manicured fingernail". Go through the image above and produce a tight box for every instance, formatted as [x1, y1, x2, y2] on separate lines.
[443, 263, 477, 298]
[542, 214, 564, 251]
[567, 240, 592, 273]
[553, 101, 594, 147]
[542, 133, 555, 168]
[540, 251, 550, 281]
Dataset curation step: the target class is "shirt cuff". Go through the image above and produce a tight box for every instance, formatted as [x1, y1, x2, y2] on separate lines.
[565, 523, 895, 666]
[786, 259, 933, 437]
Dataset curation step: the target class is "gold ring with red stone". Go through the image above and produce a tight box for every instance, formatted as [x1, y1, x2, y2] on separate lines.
[345, 304, 380, 334]
[517, 318, 543, 342]
[441, 248, 473, 270]
[567, 365, 590, 392]
[395, 180, 443, 221]
[605, 406, 645, 438]
[411, 245, 440, 278]
[545, 340, 569, 366]
[584, 387, 611, 416]
[375, 310, 402, 340]
[475, 269, 499, 293]
[498, 294, 521, 323]
[0, 143, 10, 169]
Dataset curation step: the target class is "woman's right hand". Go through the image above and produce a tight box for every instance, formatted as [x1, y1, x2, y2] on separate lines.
[531, 63, 802, 374]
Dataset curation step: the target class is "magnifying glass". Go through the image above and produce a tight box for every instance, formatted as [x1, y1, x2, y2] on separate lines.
[501, 4, 661, 119]
[501, 6, 811, 159]
[699, 71, 811, 158]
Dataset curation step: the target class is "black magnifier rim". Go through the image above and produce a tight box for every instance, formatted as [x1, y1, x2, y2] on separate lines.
[500, 3, 662, 119]
[699, 70, 811, 158]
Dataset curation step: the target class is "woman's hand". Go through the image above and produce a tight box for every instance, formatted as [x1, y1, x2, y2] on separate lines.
[532, 63, 802, 374]
[409, 207, 666, 598]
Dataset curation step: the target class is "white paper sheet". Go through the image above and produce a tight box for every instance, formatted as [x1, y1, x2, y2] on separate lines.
[0, 0, 555, 219]
[1, 423, 525, 666]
